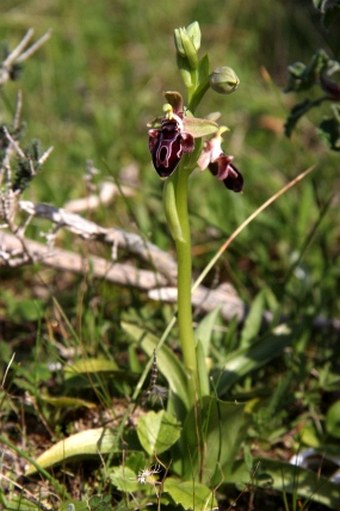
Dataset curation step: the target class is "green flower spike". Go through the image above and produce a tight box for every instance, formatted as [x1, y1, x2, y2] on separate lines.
[174, 21, 201, 70]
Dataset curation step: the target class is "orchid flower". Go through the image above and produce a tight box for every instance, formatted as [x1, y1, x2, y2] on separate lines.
[197, 129, 243, 192]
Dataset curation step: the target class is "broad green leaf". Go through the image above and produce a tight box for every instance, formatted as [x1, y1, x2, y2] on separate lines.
[64, 357, 118, 378]
[2, 496, 40, 511]
[122, 451, 149, 479]
[164, 477, 217, 511]
[196, 338, 210, 398]
[221, 458, 251, 485]
[122, 322, 190, 410]
[137, 410, 181, 455]
[217, 326, 293, 395]
[6, 297, 44, 322]
[295, 183, 315, 243]
[255, 458, 340, 509]
[240, 290, 265, 347]
[326, 400, 340, 438]
[299, 422, 321, 448]
[195, 307, 220, 357]
[26, 427, 117, 475]
[195, 307, 218, 396]
[87, 495, 112, 511]
[128, 343, 142, 373]
[182, 396, 247, 485]
[109, 466, 139, 492]
[40, 394, 96, 409]
[14, 362, 50, 387]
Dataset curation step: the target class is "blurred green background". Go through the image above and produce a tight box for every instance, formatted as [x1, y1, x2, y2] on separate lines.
[1, 4, 339, 508]
[1, 0, 339, 321]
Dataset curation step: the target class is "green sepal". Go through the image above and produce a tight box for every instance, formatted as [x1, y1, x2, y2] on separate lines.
[183, 116, 219, 138]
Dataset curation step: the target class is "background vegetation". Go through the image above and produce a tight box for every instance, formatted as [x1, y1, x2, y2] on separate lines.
[0, 0, 339, 510]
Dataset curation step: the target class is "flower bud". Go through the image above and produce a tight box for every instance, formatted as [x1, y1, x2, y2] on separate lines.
[174, 25, 199, 70]
[185, 21, 201, 52]
[210, 66, 240, 94]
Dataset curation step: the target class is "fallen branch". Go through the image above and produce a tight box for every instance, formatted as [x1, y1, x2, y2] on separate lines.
[0, 232, 168, 290]
[18, 200, 177, 283]
[149, 283, 246, 322]
[0, 231, 245, 321]
[1, 231, 339, 330]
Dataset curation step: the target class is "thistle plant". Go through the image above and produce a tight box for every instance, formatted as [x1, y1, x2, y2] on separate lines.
[284, 48, 340, 150]
[147, 22, 242, 407]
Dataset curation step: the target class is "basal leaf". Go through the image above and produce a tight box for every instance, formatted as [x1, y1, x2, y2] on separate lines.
[137, 410, 181, 455]
[164, 477, 217, 511]
[182, 396, 247, 485]
[26, 427, 117, 475]
[326, 400, 340, 438]
[255, 458, 340, 509]
[122, 322, 190, 410]
[196, 338, 210, 398]
[217, 326, 293, 395]
[195, 307, 221, 357]
[64, 358, 118, 378]
[40, 394, 96, 409]
[109, 466, 139, 492]
[239, 290, 265, 347]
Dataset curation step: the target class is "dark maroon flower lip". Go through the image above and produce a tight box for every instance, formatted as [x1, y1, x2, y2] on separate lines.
[148, 115, 195, 178]
[222, 163, 243, 192]
[208, 154, 243, 193]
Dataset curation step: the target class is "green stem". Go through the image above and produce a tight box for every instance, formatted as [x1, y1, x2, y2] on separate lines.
[175, 171, 196, 372]
[164, 165, 198, 405]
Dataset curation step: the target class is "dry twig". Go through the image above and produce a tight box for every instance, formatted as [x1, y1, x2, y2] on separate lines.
[0, 29, 51, 86]
[0, 232, 168, 290]
[18, 200, 178, 282]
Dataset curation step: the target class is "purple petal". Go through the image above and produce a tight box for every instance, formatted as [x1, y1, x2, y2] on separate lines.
[223, 163, 243, 192]
[208, 155, 243, 193]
